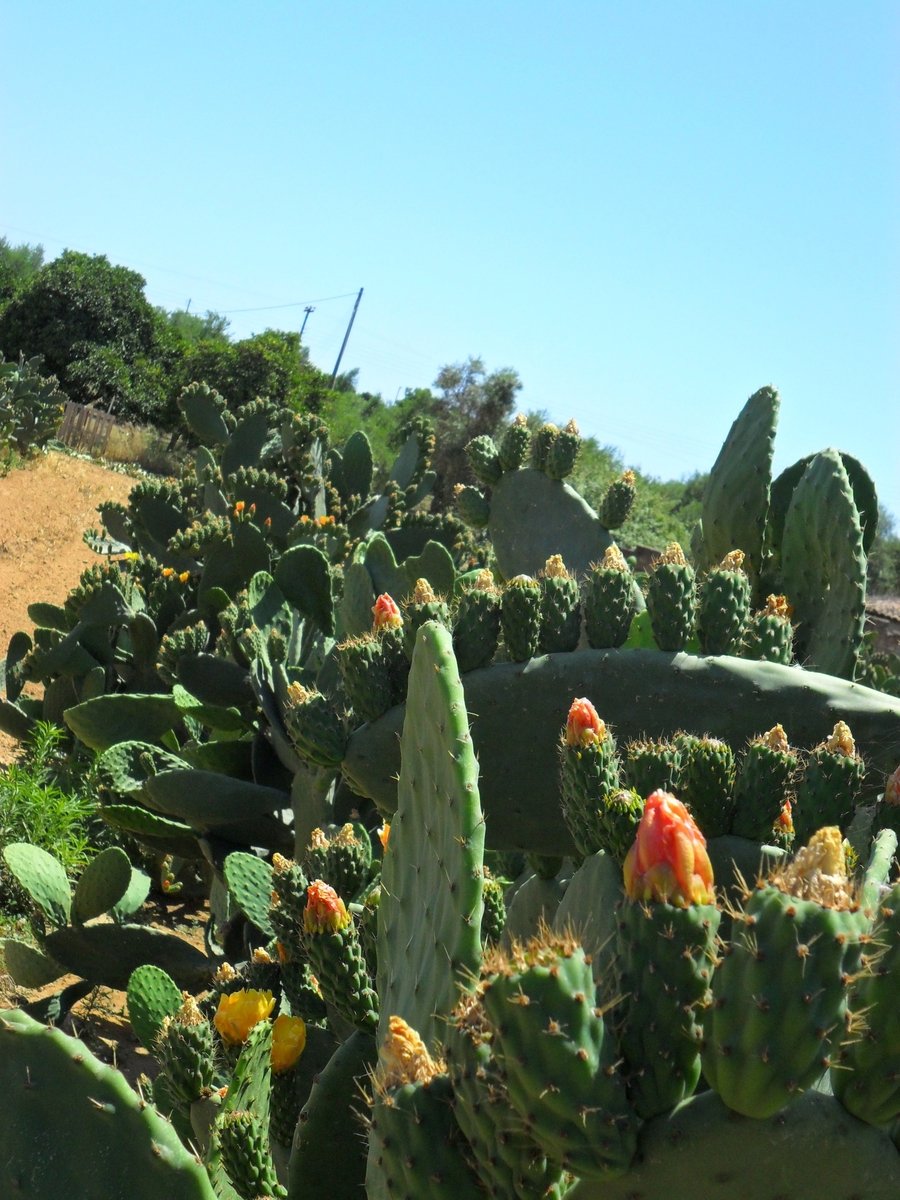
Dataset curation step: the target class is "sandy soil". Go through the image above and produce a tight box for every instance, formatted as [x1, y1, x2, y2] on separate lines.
[0, 451, 135, 763]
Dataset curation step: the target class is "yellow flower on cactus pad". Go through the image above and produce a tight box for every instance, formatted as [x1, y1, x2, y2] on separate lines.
[564, 697, 605, 747]
[213, 989, 275, 1045]
[271, 1014, 307, 1073]
[303, 879, 350, 934]
[372, 593, 402, 630]
[623, 790, 715, 907]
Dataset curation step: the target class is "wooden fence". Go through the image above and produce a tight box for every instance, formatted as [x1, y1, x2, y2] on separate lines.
[56, 401, 117, 455]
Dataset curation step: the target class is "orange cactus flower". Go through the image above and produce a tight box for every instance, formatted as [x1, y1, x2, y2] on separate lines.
[377, 822, 390, 851]
[372, 593, 402, 631]
[303, 880, 350, 934]
[564, 697, 604, 748]
[271, 1014, 307, 1073]
[161, 567, 175, 579]
[233, 501, 246, 515]
[623, 790, 715, 907]
[213, 989, 275, 1045]
[178, 571, 191, 584]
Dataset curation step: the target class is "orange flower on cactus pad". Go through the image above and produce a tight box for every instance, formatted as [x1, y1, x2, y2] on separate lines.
[304, 880, 350, 934]
[372, 593, 402, 631]
[271, 1014, 307, 1072]
[623, 790, 715, 907]
[564, 697, 604, 747]
[213, 989, 275, 1045]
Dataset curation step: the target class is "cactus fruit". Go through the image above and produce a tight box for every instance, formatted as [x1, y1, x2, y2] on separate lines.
[531, 421, 560, 470]
[538, 554, 582, 653]
[501, 574, 542, 661]
[731, 724, 800, 842]
[283, 682, 346, 768]
[465, 433, 503, 486]
[645, 543, 696, 652]
[401, 577, 450, 658]
[680, 735, 736, 838]
[156, 994, 219, 1106]
[702, 827, 870, 1118]
[697, 549, 752, 657]
[546, 417, 582, 480]
[499, 413, 532, 471]
[794, 720, 866, 843]
[742, 593, 794, 664]
[559, 698, 623, 856]
[624, 736, 682, 797]
[219, 1109, 286, 1199]
[452, 568, 501, 673]
[301, 822, 373, 902]
[583, 544, 638, 649]
[301, 880, 379, 1032]
[616, 792, 720, 1116]
[453, 482, 490, 527]
[598, 469, 637, 530]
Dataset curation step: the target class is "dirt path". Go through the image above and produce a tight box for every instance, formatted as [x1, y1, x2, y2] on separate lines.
[0, 452, 136, 762]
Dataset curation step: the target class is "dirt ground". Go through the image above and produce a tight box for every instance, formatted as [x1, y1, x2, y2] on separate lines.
[0, 451, 135, 763]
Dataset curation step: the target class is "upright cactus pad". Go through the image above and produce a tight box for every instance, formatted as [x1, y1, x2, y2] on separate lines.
[731, 724, 799, 842]
[375, 620, 485, 1052]
[702, 828, 869, 1118]
[698, 385, 779, 585]
[0, 1009, 216, 1199]
[478, 931, 639, 1180]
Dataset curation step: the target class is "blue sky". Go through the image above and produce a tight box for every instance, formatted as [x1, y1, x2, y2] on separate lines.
[3, 1, 898, 518]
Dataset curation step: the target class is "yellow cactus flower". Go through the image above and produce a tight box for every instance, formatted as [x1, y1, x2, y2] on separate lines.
[213, 989, 275, 1045]
[271, 1014, 307, 1073]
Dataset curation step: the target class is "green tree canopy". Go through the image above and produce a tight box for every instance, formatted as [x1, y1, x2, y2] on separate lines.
[0, 238, 44, 306]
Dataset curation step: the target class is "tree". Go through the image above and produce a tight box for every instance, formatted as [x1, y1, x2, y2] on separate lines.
[0, 251, 160, 398]
[178, 329, 311, 411]
[411, 357, 521, 511]
[0, 238, 44, 306]
[164, 307, 230, 344]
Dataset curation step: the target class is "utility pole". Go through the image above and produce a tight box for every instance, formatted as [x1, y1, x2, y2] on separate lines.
[330, 288, 363, 387]
[299, 305, 315, 338]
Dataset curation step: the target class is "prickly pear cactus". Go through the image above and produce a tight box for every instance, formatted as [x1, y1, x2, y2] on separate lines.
[0, 1009, 217, 1199]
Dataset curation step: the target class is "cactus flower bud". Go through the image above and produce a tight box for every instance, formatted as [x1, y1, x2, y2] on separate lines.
[623, 790, 715, 907]
[564, 697, 605, 747]
[303, 879, 350, 934]
[213, 988, 275, 1045]
[372, 593, 402, 631]
[271, 1014, 307, 1073]
[377, 821, 391, 850]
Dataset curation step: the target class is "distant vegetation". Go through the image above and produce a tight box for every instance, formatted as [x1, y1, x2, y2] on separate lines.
[0, 235, 896, 589]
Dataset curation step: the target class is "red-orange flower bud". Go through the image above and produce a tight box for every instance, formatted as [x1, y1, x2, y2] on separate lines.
[623, 790, 715, 907]
[372, 593, 402, 631]
[303, 880, 350, 934]
[564, 697, 604, 747]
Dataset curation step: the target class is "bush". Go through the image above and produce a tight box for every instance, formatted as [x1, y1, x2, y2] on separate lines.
[0, 723, 101, 912]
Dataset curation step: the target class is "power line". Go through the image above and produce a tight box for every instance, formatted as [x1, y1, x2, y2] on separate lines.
[218, 292, 358, 315]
